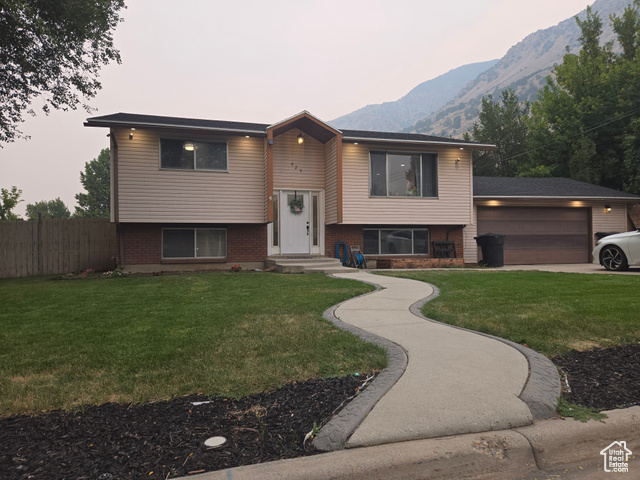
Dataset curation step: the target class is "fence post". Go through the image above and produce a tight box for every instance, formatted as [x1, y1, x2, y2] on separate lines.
[37, 214, 43, 276]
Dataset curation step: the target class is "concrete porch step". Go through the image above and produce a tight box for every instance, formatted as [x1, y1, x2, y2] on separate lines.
[266, 256, 359, 274]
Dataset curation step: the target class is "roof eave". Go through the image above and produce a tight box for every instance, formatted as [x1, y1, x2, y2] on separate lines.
[84, 119, 268, 136]
[343, 136, 498, 150]
[474, 195, 640, 201]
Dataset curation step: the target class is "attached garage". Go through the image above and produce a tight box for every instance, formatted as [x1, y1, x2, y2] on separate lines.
[477, 206, 590, 264]
[465, 177, 640, 266]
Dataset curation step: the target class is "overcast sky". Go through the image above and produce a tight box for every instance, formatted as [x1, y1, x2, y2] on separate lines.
[1, 0, 593, 216]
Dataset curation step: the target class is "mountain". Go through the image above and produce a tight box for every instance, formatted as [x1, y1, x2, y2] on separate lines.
[329, 60, 498, 132]
[407, 0, 630, 137]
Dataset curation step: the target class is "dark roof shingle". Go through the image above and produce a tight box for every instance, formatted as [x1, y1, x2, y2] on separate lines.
[85, 112, 494, 147]
[474, 176, 640, 199]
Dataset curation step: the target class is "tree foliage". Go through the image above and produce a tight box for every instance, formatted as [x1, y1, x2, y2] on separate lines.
[0, 0, 125, 145]
[74, 148, 110, 218]
[0, 186, 22, 220]
[528, 2, 640, 194]
[25, 197, 71, 219]
[470, 89, 530, 177]
[469, 1, 640, 195]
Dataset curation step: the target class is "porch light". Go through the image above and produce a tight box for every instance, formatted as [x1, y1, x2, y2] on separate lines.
[605, 205, 612, 213]
[297, 133, 304, 145]
[129, 128, 135, 140]
[184, 142, 195, 151]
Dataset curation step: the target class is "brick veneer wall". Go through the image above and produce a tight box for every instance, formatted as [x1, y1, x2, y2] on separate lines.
[325, 224, 363, 258]
[118, 223, 267, 266]
[325, 224, 465, 268]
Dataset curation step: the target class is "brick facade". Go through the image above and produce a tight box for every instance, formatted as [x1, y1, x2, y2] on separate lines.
[117, 223, 267, 267]
[118, 222, 465, 270]
[325, 224, 465, 268]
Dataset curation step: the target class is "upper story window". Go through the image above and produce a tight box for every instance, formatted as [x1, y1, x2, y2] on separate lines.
[370, 151, 438, 198]
[160, 139, 227, 171]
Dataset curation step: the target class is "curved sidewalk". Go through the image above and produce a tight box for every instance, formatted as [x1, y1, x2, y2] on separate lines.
[326, 271, 536, 448]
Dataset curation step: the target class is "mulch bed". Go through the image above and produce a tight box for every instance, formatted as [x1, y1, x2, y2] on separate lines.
[3, 345, 639, 480]
[0, 374, 374, 480]
[553, 343, 640, 410]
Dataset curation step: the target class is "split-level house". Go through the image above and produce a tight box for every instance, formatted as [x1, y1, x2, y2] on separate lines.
[85, 111, 638, 271]
[85, 111, 494, 271]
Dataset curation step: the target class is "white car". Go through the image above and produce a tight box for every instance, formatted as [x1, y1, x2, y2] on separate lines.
[593, 230, 640, 271]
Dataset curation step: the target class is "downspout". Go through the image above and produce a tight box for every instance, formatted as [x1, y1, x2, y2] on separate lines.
[109, 131, 124, 268]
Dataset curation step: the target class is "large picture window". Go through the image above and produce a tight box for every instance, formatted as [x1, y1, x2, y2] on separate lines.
[363, 228, 429, 255]
[162, 228, 226, 258]
[160, 139, 227, 171]
[370, 152, 438, 197]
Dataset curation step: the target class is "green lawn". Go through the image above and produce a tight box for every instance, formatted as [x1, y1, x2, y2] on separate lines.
[381, 270, 640, 357]
[0, 272, 386, 417]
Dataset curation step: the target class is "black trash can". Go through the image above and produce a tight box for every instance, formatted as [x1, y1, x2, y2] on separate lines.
[474, 233, 506, 267]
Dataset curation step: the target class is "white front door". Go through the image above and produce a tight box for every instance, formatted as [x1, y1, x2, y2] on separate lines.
[281, 191, 310, 254]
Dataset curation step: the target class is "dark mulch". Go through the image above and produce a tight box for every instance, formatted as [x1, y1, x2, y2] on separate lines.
[0, 374, 374, 480]
[553, 343, 640, 411]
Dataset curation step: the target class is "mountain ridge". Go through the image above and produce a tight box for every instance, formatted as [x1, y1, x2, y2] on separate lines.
[329, 60, 498, 132]
[332, 0, 631, 137]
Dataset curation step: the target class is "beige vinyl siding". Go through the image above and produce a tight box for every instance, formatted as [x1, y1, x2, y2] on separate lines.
[592, 203, 628, 249]
[114, 128, 266, 223]
[324, 137, 338, 224]
[463, 205, 479, 264]
[273, 130, 325, 190]
[341, 143, 473, 225]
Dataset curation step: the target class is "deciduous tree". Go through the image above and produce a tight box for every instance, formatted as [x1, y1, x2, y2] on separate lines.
[529, 2, 640, 193]
[26, 197, 71, 219]
[470, 89, 530, 177]
[0, 186, 22, 220]
[74, 148, 110, 218]
[0, 0, 125, 145]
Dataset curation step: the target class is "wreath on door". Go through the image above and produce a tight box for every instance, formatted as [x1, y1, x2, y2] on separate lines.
[289, 197, 304, 214]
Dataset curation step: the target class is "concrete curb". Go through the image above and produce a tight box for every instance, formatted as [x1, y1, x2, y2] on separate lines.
[409, 283, 561, 421]
[514, 405, 640, 471]
[186, 407, 640, 480]
[312, 277, 409, 452]
[190, 429, 538, 480]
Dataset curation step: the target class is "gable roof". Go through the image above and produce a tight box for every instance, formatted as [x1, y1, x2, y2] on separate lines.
[84, 112, 496, 149]
[474, 177, 640, 200]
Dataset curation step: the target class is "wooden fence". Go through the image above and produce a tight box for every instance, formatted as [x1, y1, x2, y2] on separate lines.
[0, 218, 117, 278]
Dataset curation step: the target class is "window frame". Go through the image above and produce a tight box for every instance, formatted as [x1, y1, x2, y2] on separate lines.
[369, 151, 438, 198]
[159, 138, 229, 172]
[161, 228, 227, 259]
[363, 227, 430, 256]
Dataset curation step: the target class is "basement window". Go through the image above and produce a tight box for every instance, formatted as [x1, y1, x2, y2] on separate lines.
[363, 228, 429, 255]
[162, 228, 227, 258]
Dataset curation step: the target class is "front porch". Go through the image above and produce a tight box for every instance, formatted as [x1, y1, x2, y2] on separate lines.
[265, 256, 354, 274]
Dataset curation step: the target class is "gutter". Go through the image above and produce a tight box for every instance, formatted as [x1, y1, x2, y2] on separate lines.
[474, 196, 640, 201]
[343, 136, 497, 150]
[84, 119, 268, 136]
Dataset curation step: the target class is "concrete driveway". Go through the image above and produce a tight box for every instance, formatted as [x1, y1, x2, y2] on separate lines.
[494, 263, 640, 275]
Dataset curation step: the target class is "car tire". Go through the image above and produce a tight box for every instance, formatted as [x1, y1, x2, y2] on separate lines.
[601, 245, 629, 271]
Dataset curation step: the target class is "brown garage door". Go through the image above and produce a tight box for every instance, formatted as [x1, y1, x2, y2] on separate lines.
[477, 207, 590, 264]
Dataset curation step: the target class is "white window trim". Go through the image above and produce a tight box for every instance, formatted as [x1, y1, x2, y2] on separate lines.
[159, 138, 229, 172]
[363, 227, 430, 256]
[369, 151, 439, 199]
[161, 228, 227, 259]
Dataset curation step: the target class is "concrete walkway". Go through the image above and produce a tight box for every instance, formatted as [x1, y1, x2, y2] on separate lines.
[325, 271, 535, 448]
